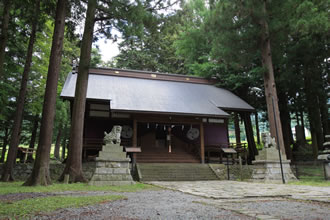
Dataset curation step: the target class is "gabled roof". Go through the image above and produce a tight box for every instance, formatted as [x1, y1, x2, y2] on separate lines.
[60, 68, 254, 118]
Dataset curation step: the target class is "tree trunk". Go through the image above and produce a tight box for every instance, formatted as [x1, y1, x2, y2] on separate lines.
[242, 112, 258, 163]
[61, 123, 68, 160]
[318, 89, 329, 137]
[278, 90, 293, 159]
[295, 111, 300, 126]
[234, 113, 241, 144]
[0, 0, 11, 80]
[300, 110, 306, 141]
[0, 126, 9, 163]
[310, 127, 319, 160]
[1, 0, 40, 182]
[60, 0, 96, 183]
[54, 125, 62, 159]
[259, 1, 286, 155]
[27, 114, 39, 162]
[255, 112, 260, 145]
[303, 69, 324, 153]
[24, 0, 66, 186]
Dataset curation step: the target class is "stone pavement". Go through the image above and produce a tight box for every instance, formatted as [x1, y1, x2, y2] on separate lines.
[147, 181, 330, 202]
[147, 181, 330, 220]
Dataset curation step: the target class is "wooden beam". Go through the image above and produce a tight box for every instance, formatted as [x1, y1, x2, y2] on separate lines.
[200, 122, 205, 164]
[133, 119, 137, 148]
[133, 114, 202, 124]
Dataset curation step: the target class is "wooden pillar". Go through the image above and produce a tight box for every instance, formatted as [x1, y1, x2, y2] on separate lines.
[133, 119, 137, 148]
[200, 122, 205, 164]
[255, 112, 260, 145]
[226, 118, 230, 144]
[132, 119, 138, 171]
[234, 113, 241, 144]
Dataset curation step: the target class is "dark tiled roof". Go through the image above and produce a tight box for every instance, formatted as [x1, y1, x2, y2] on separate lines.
[61, 68, 254, 117]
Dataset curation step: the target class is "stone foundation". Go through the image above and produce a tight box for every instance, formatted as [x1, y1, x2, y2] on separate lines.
[89, 143, 134, 186]
[252, 160, 297, 182]
[251, 146, 297, 183]
[209, 164, 253, 180]
[0, 162, 96, 181]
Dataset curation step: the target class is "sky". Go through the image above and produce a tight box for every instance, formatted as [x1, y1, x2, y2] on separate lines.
[94, 39, 122, 62]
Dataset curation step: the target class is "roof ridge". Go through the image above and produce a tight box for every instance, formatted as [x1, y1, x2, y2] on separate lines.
[88, 67, 216, 85]
[90, 67, 207, 79]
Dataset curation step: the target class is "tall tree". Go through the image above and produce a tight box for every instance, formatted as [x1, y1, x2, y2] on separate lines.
[0, 0, 11, 80]
[286, 0, 329, 154]
[61, 122, 68, 160]
[176, 0, 288, 153]
[54, 124, 62, 159]
[1, 0, 40, 181]
[0, 125, 9, 163]
[59, 0, 169, 182]
[114, 11, 186, 74]
[258, 0, 285, 154]
[27, 114, 39, 162]
[60, 0, 97, 182]
[24, 0, 67, 186]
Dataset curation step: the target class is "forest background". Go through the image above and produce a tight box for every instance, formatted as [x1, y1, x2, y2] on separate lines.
[0, 0, 328, 184]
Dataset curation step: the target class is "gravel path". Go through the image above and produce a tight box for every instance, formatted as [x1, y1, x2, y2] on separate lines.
[2, 181, 330, 220]
[226, 199, 330, 220]
[30, 188, 330, 220]
[32, 190, 254, 220]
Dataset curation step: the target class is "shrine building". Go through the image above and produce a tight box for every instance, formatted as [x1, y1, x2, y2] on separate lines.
[60, 67, 255, 165]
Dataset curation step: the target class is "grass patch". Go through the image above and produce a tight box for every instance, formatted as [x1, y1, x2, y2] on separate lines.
[288, 179, 330, 187]
[289, 165, 330, 186]
[0, 194, 123, 219]
[297, 166, 324, 177]
[0, 182, 157, 195]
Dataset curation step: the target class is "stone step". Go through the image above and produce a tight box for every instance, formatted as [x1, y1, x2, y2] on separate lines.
[91, 174, 133, 181]
[137, 163, 206, 168]
[88, 180, 135, 186]
[137, 157, 198, 160]
[137, 163, 219, 181]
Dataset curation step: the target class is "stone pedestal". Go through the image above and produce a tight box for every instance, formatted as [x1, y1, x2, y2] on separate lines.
[89, 143, 134, 186]
[325, 163, 330, 180]
[252, 147, 297, 182]
[317, 135, 330, 180]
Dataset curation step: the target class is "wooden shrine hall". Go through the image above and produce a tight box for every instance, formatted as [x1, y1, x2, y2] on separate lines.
[60, 67, 255, 164]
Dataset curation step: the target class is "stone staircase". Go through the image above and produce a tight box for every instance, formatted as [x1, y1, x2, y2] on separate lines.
[137, 163, 219, 181]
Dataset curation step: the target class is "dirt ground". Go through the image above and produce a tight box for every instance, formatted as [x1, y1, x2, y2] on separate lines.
[0, 189, 329, 219]
[1, 181, 330, 220]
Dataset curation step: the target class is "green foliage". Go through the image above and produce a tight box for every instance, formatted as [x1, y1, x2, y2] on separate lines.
[290, 0, 329, 35]
[113, 4, 186, 74]
[0, 0, 80, 149]
[90, 47, 103, 68]
[0, 195, 124, 219]
[174, 0, 267, 111]
[173, 0, 329, 144]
